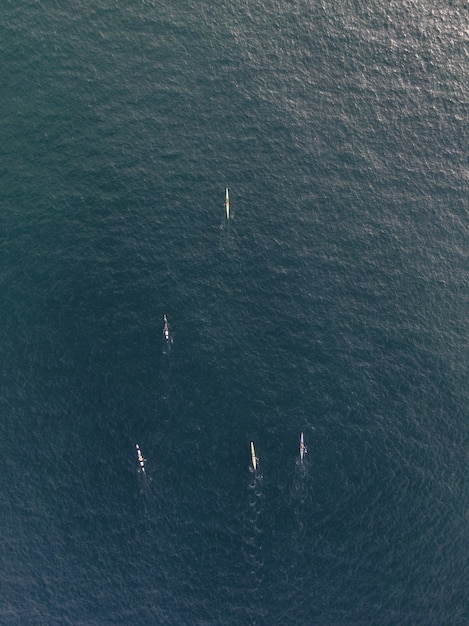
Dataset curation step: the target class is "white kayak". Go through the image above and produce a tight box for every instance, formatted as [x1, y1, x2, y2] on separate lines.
[163, 314, 170, 342]
[300, 432, 306, 462]
[250, 441, 257, 471]
[136, 444, 146, 473]
[225, 187, 230, 219]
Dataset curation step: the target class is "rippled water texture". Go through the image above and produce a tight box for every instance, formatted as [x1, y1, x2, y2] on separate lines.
[1, 1, 467, 624]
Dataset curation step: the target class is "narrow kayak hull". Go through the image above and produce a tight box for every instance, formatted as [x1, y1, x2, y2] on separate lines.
[225, 187, 230, 219]
[136, 444, 146, 473]
[250, 441, 257, 471]
[163, 314, 170, 341]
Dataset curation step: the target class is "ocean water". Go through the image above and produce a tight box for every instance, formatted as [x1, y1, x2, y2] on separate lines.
[1, 1, 468, 624]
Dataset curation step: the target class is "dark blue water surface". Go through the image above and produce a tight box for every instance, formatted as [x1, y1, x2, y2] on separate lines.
[1, 1, 468, 624]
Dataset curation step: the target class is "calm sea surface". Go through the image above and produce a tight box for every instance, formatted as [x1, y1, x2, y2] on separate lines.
[1, 1, 468, 624]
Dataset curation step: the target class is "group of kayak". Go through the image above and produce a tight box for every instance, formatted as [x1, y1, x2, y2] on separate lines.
[134, 315, 172, 473]
[136, 315, 308, 474]
[136, 434, 307, 476]
[137, 193, 309, 474]
[250, 432, 307, 472]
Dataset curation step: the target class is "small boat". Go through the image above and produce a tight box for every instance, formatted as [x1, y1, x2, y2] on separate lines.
[250, 441, 257, 471]
[225, 187, 230, 219]
[163, 314, 170, 342]
[136, 444, 146, 473]
[299, 432, 307, 462]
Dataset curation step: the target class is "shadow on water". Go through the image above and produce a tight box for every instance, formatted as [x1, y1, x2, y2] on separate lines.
[242, 470, 265, 584]
[156, 337, 180, 418]
[132, 458, 157, 535]
[218, 217, 239, 252]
